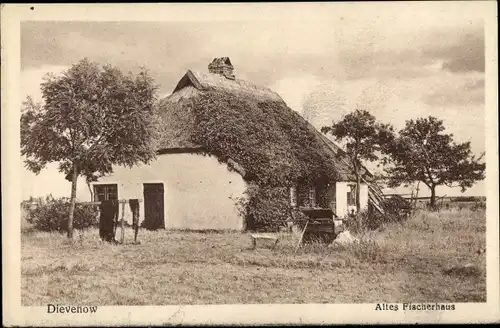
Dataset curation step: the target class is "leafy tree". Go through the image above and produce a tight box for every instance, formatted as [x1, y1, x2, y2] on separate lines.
[321, 109, 394, 215]
[21, 58, 160, 238]
[382, 116, 485, 208]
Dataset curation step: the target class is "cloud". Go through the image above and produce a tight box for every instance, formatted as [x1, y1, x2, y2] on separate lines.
[21, 19, 485, 94]
[296, 73, 484, 154]
[334, 24, 485, 82]
[21, 21, 212, 94]
[422, 26, 484, 73]
[21, 21, 338, 91]
[269, 75, 324, 113]
[423, 73, 484, 107]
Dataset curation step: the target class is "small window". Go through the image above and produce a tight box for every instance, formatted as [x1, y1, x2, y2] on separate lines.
[94, 184, 118, 202]
[308, 187, 316, 207]
[347, 184, 356, 206]
[290, 186, 298, 207]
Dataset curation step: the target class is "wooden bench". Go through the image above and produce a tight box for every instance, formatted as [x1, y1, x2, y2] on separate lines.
[250, 234, 279, 250]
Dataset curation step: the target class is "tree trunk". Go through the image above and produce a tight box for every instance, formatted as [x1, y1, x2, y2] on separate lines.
[429, 184, 436, 210]
[355, 170, 362, 230]
[67, 162, 78, 239]
[355, 172, 361, 214]
[87, 181, 94, 202]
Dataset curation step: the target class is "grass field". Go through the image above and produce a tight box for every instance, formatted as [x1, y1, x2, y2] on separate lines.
[21, 208, 486, 305]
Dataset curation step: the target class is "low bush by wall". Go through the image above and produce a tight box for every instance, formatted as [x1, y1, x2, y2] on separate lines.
[25, 196, 99, 233]
[236, 185, 293, 232]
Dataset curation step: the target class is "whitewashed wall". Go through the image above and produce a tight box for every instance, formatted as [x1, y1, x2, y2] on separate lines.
[335, 181, 368, 218]
[81, 153, 247, 230]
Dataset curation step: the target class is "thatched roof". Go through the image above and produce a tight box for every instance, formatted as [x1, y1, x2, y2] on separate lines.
[158, 86, 200, 150]
[158, 69, 365, 183]
[172, 70, 283, 102]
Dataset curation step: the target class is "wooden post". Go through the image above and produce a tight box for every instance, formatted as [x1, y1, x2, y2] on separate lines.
[410, 187, 414, 208]
[133, 201, 139, 244]
[120, 201, 126, 244]
[415, 182, 420, 210]
[294, 220, 309, 254]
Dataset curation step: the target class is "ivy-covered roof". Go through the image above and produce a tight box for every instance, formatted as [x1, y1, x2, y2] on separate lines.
[158, 70, 362, 184]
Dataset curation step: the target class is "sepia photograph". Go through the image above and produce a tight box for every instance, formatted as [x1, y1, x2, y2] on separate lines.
[2, 2, 499, 326]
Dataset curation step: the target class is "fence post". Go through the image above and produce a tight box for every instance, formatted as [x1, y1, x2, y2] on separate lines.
[120, 202, 125, 244]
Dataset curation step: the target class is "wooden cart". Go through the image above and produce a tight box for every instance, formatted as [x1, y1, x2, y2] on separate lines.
[296, 207, 336, 244]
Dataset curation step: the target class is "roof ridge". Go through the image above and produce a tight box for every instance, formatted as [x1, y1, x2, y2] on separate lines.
[177, 70, 284, 102]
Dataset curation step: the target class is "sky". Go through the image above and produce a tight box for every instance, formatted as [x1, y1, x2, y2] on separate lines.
[20, 4, 487, 199]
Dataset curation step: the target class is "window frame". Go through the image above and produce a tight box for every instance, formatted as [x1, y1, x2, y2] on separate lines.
[291, 185, 318, 208]
[347, 184, 357, 206]
[93, 183, 118, 202]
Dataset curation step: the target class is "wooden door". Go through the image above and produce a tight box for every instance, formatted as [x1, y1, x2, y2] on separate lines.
[143, 183, 165, 230]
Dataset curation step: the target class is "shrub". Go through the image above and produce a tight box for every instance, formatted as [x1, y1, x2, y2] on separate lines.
[25, 196, 99, 232]
[381, 195, 412, 221]
[344, 211, 374, 234]
[345, 196, 412, 233]
[236, 185, 291, 232]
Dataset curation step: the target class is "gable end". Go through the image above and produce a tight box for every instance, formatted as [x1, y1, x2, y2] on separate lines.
[172, 70, 203, 93]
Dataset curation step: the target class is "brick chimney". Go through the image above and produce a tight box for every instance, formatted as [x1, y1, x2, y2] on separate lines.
[208, 57, 235, 80]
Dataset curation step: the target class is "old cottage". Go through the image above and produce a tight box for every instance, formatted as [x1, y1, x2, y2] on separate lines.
[88, 57, 382, 230]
